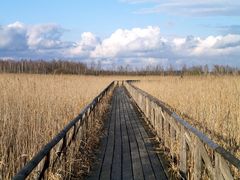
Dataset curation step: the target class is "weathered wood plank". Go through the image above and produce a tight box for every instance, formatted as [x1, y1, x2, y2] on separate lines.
[124, 98, 145, 180]
[99, 94, 117, 179]
[127, 106, 155, 180]
[111, 94, 122, 180]
[120, 97, 133, 180]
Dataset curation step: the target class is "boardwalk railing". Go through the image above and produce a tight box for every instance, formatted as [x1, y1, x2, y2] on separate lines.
[13, 81, 116, 180]
[124, 81, 240, 179]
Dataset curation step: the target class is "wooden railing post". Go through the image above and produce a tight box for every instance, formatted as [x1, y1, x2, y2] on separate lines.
[37, 152, 50, 180]
[72, 124, 77, 141]
[170, 125, 175, 157]
[153, 103, 158, 132]
[161, 111, 166, 144]
[139, 93, 143, 111]
[215, 152, 234, 180]
[158, 108, 163, 140]
[164, 114, 170, 148]
[214, 153, 224, 180]
[151, 102, 155, 127]
[180, 127, 187, 177]
[193, 138, 201, 180]
[149, 100, 153, 125]
[145, 96, 149, 118]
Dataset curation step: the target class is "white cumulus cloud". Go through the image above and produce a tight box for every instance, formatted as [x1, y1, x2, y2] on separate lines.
[91, 26, 165, 58]
[68, 32, 99, 57]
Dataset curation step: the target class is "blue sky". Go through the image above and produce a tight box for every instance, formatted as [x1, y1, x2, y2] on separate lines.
[1, 0, 240, 67]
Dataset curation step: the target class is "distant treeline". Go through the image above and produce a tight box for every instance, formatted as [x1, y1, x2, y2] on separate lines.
[0, 59, 240, 75]
[0, 60, 88, 74]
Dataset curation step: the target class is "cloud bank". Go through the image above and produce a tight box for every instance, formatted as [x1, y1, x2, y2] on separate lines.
[1, 22, 240, 67]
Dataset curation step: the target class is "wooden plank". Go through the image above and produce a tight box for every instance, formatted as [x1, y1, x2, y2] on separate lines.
[119, 95, 133, 180]
[111, 90, 122, 180]
[129, 113, 155, 180]
[99, 91, 117, 179]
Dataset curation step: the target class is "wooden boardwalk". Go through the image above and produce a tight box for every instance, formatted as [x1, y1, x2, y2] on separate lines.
[87, 86, 167, 180]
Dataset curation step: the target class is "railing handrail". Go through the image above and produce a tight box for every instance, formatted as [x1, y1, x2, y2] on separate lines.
[126, 81, 240, 170]
[13, 81, 115, 179]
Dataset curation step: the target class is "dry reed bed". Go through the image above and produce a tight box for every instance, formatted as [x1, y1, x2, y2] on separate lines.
[2, 74, 239, 178]
[0, 74, 112, 179]
[135, 76, 240, 159]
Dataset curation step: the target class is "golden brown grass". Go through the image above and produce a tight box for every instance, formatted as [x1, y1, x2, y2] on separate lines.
[0, 74, 113, 179]
[134, 76, 240, 159]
